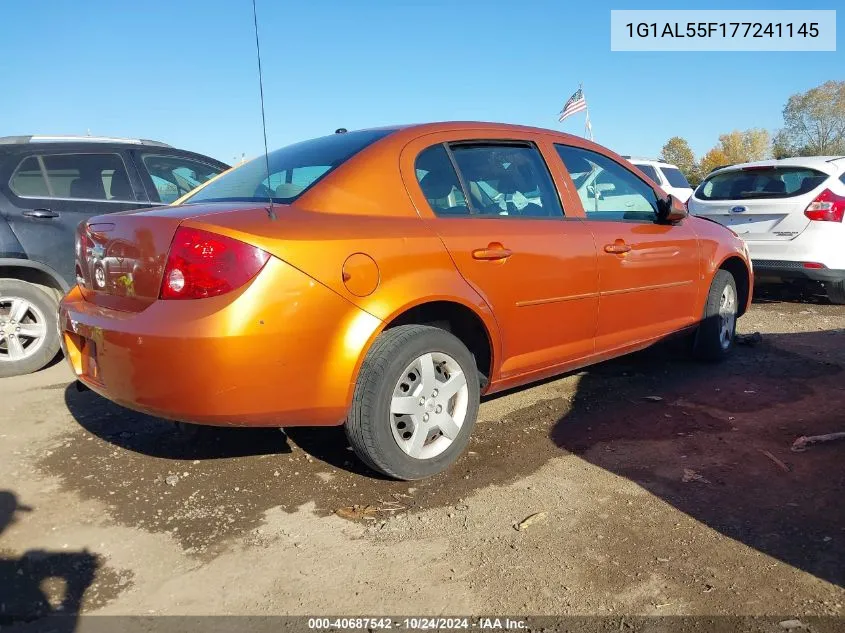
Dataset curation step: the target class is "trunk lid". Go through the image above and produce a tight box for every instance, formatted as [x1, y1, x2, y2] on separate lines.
[688, 165, 833, 241]
[76, 203, 271, 312]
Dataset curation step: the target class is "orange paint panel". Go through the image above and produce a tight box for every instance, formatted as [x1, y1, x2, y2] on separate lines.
[61, 257, 378, 426]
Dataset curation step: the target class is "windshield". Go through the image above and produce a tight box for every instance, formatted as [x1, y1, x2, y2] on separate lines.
[660, 167, 691, 189]
[184, 128, 396, 204]
[697, 166, 829, 200]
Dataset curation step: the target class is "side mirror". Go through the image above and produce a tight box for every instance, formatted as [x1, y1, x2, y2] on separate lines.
[656, 193, 687, 224]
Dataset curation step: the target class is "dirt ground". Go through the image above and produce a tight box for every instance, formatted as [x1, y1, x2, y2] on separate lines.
[1, 284, 843, 624]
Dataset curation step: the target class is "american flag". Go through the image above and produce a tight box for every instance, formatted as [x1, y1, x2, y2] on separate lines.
[559, 88, 587, 122]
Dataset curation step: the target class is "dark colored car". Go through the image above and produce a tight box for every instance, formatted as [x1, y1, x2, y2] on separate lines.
[0, 135, 228, 377]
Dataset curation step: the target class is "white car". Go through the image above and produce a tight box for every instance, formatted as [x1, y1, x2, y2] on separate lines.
[688, 156, 845, 303]
[623, 157, 694, 202]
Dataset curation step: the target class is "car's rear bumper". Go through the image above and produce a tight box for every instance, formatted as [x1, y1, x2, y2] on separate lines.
[59, 257, 382, 427]
[751, 259, 845, 284]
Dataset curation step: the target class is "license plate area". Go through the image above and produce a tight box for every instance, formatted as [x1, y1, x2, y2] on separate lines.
[80, 338, 102, 384]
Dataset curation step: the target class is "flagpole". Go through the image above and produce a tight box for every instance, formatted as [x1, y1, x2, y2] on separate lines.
[581, 83, 594, 142]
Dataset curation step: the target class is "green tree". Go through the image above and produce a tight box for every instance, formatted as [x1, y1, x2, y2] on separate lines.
[660, 136, 702, 186]
[777, 80, 845, 156]
[771, 129, 794, 159]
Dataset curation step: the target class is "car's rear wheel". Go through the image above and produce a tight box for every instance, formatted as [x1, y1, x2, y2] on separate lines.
[0, 279, 61, 378]
[693, 269, 738, 361]
[345, 324, 480, 480]
[824, 280, 845, 305]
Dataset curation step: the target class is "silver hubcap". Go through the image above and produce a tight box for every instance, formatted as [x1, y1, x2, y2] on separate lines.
[719, 284, 737, 350]
[0, 296, 47, 363]
[390, 352, 469, 460]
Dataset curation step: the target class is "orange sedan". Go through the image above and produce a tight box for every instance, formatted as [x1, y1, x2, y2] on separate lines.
[60, 122, 752, 479]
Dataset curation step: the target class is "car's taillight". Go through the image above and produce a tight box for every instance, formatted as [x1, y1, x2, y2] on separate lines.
[76, 226, 91, 259]
[804, 189, 845, 222]
[160, 227, 270, 300]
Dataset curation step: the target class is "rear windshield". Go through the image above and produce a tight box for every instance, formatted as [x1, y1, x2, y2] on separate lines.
[660, 167, 690, 189]
[697, 166, 829, 200]
[185, 128, 395, 204]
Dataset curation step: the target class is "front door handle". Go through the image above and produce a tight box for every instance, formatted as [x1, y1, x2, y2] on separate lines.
[472, 243, 512, 261]
[23, 208, 59, 219]
[604, 240, 631, 254]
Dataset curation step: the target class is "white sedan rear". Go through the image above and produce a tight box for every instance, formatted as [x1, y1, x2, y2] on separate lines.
[688, 156, 845, 303]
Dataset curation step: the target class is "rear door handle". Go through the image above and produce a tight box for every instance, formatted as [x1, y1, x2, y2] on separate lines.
[604, 241, 631, 254]
[23, 208, 59, 219]
[472, 243, 512, 261]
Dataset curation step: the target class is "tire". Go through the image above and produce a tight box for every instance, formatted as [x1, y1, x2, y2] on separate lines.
[825, 280, 845, 305]
[0, 279, 61, 378]
[693, 269, 738, 362]
[345, 324, 480, 480]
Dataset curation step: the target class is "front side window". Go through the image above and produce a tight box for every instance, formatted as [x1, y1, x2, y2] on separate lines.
[142, 154, 224, 204]
[660, 166, 691, 188]
[185, 128, 395, 205]
[556, 145, 657, 222]
[10, 153, 135, 201]
[697, 166, 829, 201]
[449, 143, 563, 217]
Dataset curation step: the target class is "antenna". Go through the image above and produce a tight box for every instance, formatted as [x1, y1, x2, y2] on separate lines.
[251, 0, 276, 220]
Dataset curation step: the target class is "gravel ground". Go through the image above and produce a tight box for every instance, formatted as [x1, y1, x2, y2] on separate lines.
[1, 286, 843, 623]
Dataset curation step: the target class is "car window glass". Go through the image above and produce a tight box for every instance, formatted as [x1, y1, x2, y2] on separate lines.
[10, 153, 134, 201]
[698, 167, 829, 200]
[634, 164, 660, 183]
[142, 154, 224, 204]
[186, 128, 395, 204]
[449, 143, 564, 217]
[660, 167, 691, 188]
[556, 145, 657, 222]
[9, 156, 49, 197]
[414, 145, 468, 216]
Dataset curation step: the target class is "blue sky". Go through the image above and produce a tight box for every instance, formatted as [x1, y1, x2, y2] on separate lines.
[1, 0, 841, 166]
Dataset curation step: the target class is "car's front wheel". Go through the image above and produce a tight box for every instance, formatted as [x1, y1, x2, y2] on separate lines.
[0, 279, 61, 378]
[345, 324, 480, 480]
[693, 269, 738, 361]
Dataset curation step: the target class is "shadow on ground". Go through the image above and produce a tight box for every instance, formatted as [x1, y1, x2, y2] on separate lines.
[550, 328, 845, 588]
[0, 490, 98, 630]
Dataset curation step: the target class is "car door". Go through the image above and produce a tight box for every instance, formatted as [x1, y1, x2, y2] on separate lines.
[555, 143, 700, 353]
[402, 134, 598, 381]
[1, 149, 149, 285]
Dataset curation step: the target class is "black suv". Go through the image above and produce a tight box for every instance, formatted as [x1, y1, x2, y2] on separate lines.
[0, 135, 228, 377]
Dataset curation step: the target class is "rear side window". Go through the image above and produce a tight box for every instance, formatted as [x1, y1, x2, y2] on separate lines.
[9, 157, 49, 197]
[450, 143, 563, 217]
[142, 154, 223, 204]
[660, 167, 691, 188]
[10, 153, 135, 201]
[414, 145, 468, 216]
[697, 167, 829, 200]
[634, 164, 660, 183]
[556, 144, 657, 222]
[186, 129, 395, 204]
